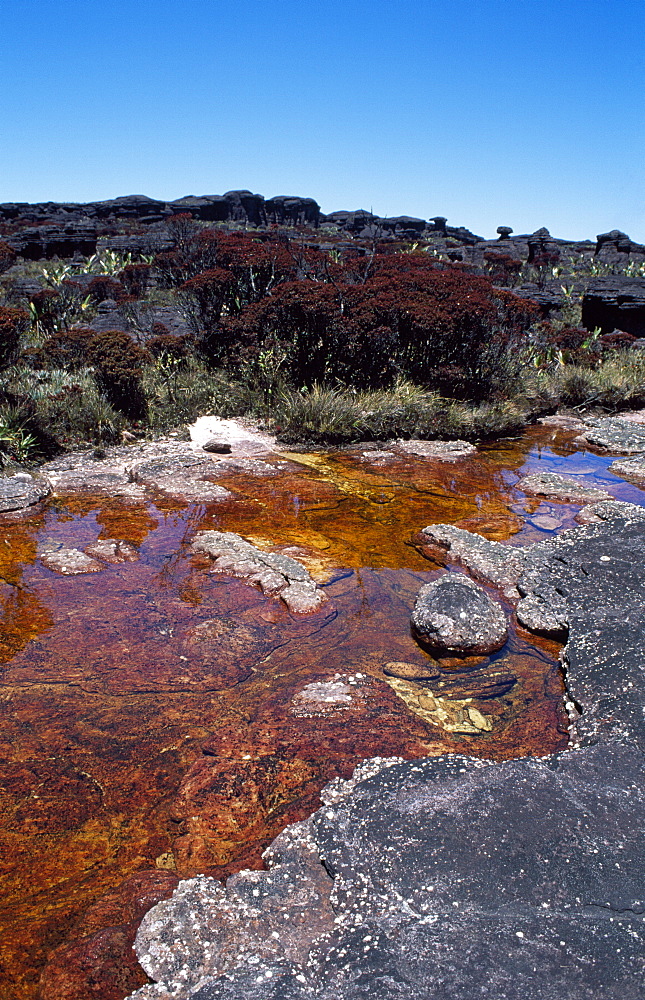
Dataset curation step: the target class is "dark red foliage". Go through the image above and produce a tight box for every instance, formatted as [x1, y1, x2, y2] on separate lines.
[224, 254, 538, 394]
[0, 240, 17, 274]
[37, 327, 97, 371]
[483, 251, 522, 286]
[147, 333, 193, 359]
[0, 305, 29, 367]
[600, 330, 637, 350]
[88, 330, 150, 419]
[87, 276, 128, 304]
[118, 263, 152, 298]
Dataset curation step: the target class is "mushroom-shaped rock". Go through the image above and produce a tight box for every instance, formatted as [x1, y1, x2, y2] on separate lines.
[496, 225, 513, 239]
[411, 574, 508, 655]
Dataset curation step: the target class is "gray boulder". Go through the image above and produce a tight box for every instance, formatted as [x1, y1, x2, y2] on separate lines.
[411, 574, 507, 654]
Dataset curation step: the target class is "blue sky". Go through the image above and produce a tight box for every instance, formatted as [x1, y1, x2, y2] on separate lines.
[1, 0, 643, 241]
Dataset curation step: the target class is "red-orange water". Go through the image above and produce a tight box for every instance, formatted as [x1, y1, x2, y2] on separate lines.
[1, 424, 643, 998]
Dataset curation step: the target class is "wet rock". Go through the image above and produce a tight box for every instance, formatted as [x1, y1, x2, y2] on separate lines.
[430, 664, 517, 699]
[131, 455, 232, 502]
[382, 660, 440, 680]
[290, 675, 366, 718]
[609, 453, 645, 484]
[132, 830, 333, 999]
[576, 415, 645, 453]
[40, 547, 104, 575]
[576, 499, 645, 524]
[382, 673, 493, 734]
[201, 439, 232, 454]
[411, 574, 508, 655]
[529, 513, 562, 530]
[416, 523, 526, 597]
[84, 538, 139, 564]
[397, 439, 477, 460]
[537, 414, 588, 431]
[0, 472, 50, 513]
[191, 531, 328, 614]
[518, 471, 612, 503]
[129, 742, 645, 1000]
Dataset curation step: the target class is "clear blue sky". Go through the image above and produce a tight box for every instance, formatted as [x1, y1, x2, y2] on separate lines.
[1, 0, 643, 241]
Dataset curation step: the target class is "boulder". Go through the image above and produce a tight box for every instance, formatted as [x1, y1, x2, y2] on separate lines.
[265, 196, 321, 228]
[411, 574, 508, 655]
[581, 276, 645, 337]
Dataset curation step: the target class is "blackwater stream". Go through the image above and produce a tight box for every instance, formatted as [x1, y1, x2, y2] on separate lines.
[1, 423, 644, 999]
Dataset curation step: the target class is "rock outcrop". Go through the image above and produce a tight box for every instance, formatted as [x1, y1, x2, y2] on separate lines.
[124, 507, 645, 1000]
[191, 531, 330, 614]
[0, 472, 50, 513]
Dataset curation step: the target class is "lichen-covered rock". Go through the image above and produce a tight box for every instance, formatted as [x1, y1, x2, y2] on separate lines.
[191, 531, 329, 614]
[518, 471, 612, 503]
[397, 439, 477, 460]
[609, 453, 645, 484]
[416, 523, 526, 598]
[576, 415, 645, 453]
[411, 574, 508, 655]
[131, 455, 232, 503]
[127, 741, 645, 1000]
[0, 472, 50, 513]
[84, 538, 139, 564]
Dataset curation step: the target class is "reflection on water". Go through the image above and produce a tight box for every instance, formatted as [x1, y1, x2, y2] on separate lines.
[0, 424, 643, 998]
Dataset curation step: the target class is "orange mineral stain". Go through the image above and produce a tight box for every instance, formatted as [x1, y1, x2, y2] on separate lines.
[0, 423, 643, 999]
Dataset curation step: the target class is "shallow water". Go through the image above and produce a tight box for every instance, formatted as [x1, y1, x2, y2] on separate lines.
[1, 424, 643, 998]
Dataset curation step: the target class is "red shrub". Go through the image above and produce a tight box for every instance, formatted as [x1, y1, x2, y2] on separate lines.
[0, 305, 29, 367]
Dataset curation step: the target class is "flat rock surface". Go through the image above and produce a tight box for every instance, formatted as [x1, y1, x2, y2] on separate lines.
[518, 472, 612, 503]
[609, 453, 645, 484]
[129, 741, 645, 1000]
[40, 546, 104, 575]
[397, 439, 477, 460]
[411, 574, 508, 654]
[0, 473, 50, 512]
[191, 530, 330, 614]
[576, 415, 645, 453]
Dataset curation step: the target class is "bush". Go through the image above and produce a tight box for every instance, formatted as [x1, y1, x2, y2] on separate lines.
[0, 241, 17, 275]
[0, 306, 29, 368]
[88, 330, 150, 420]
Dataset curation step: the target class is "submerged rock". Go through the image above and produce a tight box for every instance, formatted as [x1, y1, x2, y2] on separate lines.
[40, 547, 104, 575]
[518, 471, 612, 503]
[411, 574, 508, 655]
[84, 538, 139, 563]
